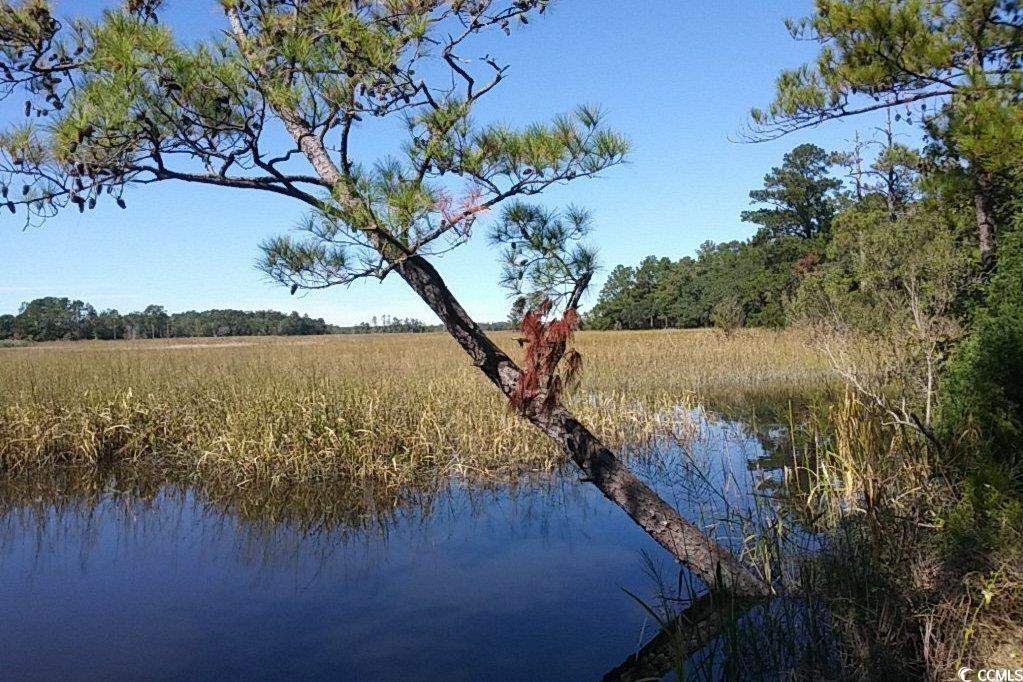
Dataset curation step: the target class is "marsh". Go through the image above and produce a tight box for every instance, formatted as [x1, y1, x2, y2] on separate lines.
[0, 331, 831, 680]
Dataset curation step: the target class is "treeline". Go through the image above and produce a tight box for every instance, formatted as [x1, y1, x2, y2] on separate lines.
[334, 319, 513, 334]
[586, 239, 812, 330]
[0, 298, 516, 342]
[588, 143, 840, 331]
[0, 298, 333, 341]
[333, 317, 431, 334]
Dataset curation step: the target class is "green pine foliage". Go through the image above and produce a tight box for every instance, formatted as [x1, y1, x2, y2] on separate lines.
[741, 143, 842, 241]
[748, 0, 1022, 156]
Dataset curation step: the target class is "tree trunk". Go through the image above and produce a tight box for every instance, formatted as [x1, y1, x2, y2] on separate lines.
[250, 46, 771, 596]
[396, 254, 772, 598]
[974, 176, 997, 273]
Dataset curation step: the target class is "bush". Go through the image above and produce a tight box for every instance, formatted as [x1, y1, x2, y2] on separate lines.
[942, 219, 1023, 468]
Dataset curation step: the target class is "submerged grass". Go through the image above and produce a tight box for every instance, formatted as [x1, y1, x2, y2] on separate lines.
[0, 328, 831, 494]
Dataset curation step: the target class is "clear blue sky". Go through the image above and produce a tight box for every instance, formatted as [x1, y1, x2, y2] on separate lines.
[0, 0, 893, 325]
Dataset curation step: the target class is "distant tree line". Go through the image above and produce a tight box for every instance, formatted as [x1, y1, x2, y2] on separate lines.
[0, 299, 516, 342]
[333, 315, 430, 334]
[587, 143, 873, 331]
[0, 299, 333, 341]
[332, 317, 513, 334]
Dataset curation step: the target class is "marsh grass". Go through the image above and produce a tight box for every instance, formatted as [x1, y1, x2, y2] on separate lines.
[772, 392, 1023, 679]
[0, 328, 830, 495]
[611, 388, 1020, 680]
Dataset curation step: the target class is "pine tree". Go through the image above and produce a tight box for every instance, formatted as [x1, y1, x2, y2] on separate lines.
[0, 0, 768, 596]
[747, 0, 1023, 272]
[741, 143, 843, 241]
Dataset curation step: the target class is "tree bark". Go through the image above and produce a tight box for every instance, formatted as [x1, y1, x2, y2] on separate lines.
[974, 175, 998, 274]
[396, 254, 772, 598]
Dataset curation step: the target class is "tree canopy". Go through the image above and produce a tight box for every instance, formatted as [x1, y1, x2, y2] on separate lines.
[741, 143, 843, 241]
[748, 0, 1022, 145]
[748, 0, 1023, 271]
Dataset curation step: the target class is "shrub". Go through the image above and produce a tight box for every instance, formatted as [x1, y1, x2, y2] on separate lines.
[942, 218, 1023, 469]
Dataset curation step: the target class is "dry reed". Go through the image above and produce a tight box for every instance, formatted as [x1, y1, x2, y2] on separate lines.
[0, 328, 830, 494]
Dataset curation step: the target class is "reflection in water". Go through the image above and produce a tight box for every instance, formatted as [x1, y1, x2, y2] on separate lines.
[604, 593, 839, 681]
[0, 410, 827, 681]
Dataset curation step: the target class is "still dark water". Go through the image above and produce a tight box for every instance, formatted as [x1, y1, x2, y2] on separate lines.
[0, 411, 804, 681]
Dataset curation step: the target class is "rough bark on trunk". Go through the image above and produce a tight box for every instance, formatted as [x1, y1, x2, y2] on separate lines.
[396, 254, 772, 598]
[974, 177, 998, 274]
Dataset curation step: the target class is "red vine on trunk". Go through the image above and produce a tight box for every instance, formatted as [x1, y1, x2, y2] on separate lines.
[510, 299, 583, 416]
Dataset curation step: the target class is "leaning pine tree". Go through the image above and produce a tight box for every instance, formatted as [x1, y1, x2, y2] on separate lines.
[0, 0, 769, 597]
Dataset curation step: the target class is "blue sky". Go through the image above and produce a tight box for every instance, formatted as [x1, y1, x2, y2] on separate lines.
[0, 0, 894, 324]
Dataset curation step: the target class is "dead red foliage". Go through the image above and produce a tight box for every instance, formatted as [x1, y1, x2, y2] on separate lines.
[792, 252, 820, 276]
[510, 299, 582, 416]
[435, 186, 487, 236]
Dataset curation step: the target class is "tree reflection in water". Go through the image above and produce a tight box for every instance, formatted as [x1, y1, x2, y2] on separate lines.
[0, 403, 840, 680]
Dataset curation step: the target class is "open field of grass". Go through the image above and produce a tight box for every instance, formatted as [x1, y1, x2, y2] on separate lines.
[0, 329, 832, 495]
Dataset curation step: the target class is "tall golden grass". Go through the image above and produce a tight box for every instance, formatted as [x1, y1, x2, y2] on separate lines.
[0, 328, 830, 493]
[5, 328, 1014, 674]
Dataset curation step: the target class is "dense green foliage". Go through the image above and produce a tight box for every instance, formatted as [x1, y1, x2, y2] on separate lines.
[792, 194, 977, 428]
[0, 297, 333, 341]
[588, 145, 835, 331]
[741, 143, 842, 241]
[586, 239, 818, 330]
[749, 0, 1022, 273]
[739, 0, 1023, 475]
[943, 212, 1023, 464]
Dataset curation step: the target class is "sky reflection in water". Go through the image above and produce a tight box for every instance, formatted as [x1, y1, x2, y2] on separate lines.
[0, 410, 802, 681]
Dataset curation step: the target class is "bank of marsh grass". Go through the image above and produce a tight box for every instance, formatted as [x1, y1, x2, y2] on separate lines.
[0, 329, 832, 493]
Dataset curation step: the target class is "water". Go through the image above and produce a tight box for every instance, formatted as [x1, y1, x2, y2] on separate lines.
[0, 411, 813, 681]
